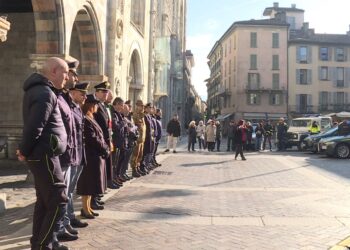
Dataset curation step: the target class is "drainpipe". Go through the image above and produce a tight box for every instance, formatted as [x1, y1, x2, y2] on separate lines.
[105, 0, 117, 94]
[148, 0, 156, 102]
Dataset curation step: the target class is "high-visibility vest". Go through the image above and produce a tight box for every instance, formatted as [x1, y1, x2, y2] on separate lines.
[310, 126, 320, 134]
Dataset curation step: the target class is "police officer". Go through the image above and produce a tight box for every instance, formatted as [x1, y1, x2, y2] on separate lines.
[141, 103, 156, 172]
[131, 100, 146, 177]
[309, 121, 320, 135]
[17, 57, 69, 250]
[67, 83, 89, 229]
[152, 108, 162, 167]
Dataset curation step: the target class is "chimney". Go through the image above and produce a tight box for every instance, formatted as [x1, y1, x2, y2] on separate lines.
[347, 25, 350, 36]
[273, 2, 279, 8]
[303, 22, 309, 31]
[291, 4, 296, 8]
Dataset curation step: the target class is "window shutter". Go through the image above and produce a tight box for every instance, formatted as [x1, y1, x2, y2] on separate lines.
[332, 67, 337, 87]
[296, 94, 301, 112]
[345, 92, 349, 104]
[318, 66, 322, 80]
[280, 94, 284, 105]
[258, 94, 261, 105]
[307, 94, 312, 112]
[345, 68, 350, 88]
[333, 92, 337, 104]
[296, 46, 300, 63]
[328, 47, 332, 61]
[334, 49, 338, 61]
[307, 46, 312, 63]
[307, 69, 312, 84]
[318, 91, 323, 104]
[296, 69, 300, 84]
[318, 47, 321, 60]
[327, 92, 332, 105]
[269, 94, 273, 105]
[344, 48, 348, 62]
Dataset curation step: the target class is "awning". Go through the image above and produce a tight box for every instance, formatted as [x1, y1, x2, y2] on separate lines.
[216, 113, 234, 121]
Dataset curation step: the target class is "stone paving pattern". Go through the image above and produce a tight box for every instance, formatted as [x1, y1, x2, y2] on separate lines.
[2, 145, 350, 249]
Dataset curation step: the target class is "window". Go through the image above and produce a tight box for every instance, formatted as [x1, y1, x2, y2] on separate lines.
[319, 91, 329, 111]
[224, 62, 227, 77]
[320, 67, 328, 80]
[296, 94, 309, 113]
[248, 73, 259, 89]
[272, 33, 279, 48]
[233, 56, 236, 72]
[270, 93, 280, 105]
[229, 39, 232, 53]
[272, 55, 279, 70]
[337, 67, 344, 87]
[299, 46, 308, 63]
[299, 69, 308, 84]
[250, 32, 257, 48]
[272, 73, 279, 89]
[225, 44, 227, 57]
[248, 93, 259, 105]
[335, 92, 345, 104]
[320, 47, 329, 61]
[250, 54, 257, 69]
[336, 48, 345, 61]
[131, 0, 145, 33]
[297, 69, 311, 84]
[286, 16, 296, 29]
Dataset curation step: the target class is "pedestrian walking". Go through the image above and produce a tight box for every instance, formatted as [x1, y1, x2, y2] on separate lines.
[235, 120, 247, 160]
[187, 121, 197, 152]
[246, 122, 253, 151]
[196, 120, 206, 150]
[165, 114, 181, 153]
[17, 57, 69, 250]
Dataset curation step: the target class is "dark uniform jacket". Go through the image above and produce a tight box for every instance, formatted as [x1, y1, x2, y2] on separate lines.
[57, 92, 77, 168]
[77, 116, 109, 195]
[20, 73, 67, 158]
[277, 122, 288, 138]
[94, 102, 112, 147]
[166, 119, 181, 137]
[155, 115, 162, 143]
[143, 114, 154, 154]
[112, 110, 127, 150]
[70, 100, 86, 166]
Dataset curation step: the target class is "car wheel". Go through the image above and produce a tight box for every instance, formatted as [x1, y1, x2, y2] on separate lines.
[297, 142, 302, 151]
[335, 143, 350, 159]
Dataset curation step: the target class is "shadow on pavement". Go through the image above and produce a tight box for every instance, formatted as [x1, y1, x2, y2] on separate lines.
[180, 160, 230, 167]
[138, 207, 192, 218]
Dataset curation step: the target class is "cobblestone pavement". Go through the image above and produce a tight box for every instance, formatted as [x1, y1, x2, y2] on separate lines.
[2, 143, 350, 249]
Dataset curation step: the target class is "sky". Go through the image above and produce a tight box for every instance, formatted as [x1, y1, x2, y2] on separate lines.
[187, 0, 350, 101]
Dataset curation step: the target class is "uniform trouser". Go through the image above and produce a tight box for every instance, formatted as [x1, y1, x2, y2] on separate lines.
[66, 165, 83, 221]
[105, 155, 113, 181]
[130, 142, 144, 169]
[152, 142, 159, 163]
[167, 136, 178, 151]
[28, 154, 67, 250]
[120, 147, 133, 175]
[57, 166, 71, 233]
[112, 149, 121, 179]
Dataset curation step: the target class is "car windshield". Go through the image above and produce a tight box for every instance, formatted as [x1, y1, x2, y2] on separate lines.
[291, 119, 311, 127]
[320, 126, 338, 136]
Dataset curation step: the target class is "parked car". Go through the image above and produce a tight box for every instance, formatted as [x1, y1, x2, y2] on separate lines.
[318, 135, 350, 159]
[302, 126, 338, 153]
[286, 116, 332, 150]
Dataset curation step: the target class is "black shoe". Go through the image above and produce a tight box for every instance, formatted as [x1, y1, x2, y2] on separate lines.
[57, 230, 78, 242]
[173, 150, 177, 153]
[164, 149, 169, 152]
[242, 157, 247, 161]
[132, 169, 141, 178]
[80, 209, 94, 219]
[155, 162, 162, 167]
[90, 210, 99, 216]
[65, 224, 78, 235]
[70, 218, 88, 228]
[107, 182, 119, 189]
[123, 174, 132, 180]
[53, 241, 70, 250]
[96, 199, 105, 205]
[91, 202, 104, 210]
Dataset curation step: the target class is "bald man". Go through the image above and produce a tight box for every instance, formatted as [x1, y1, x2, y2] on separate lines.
[17, 57, 70, 250]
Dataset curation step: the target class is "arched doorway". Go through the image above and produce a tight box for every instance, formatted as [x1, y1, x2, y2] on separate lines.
[69, 7, 102, 75]
[128, 50, 143, 106]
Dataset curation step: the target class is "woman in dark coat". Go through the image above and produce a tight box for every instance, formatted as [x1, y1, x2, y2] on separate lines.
[187, 121, 197, 152]
[235, 120, 247, 161]
[77, 95, 109, 218]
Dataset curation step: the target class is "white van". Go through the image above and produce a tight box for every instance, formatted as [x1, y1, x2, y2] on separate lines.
[286, 116, 332, 150]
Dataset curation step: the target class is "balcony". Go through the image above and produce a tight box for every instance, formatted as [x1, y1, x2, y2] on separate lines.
[289, 105, 315, 114]
[245, 83, 286, 93]
[217, 86, 231, 96]
[318, 104, 350, 113]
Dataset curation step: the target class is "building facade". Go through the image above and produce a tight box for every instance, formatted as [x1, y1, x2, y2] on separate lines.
[0, 0, 191, 158]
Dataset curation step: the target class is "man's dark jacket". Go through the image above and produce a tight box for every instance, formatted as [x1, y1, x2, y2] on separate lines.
[166, 119, 181, 137]
[20, 73, 67, 158]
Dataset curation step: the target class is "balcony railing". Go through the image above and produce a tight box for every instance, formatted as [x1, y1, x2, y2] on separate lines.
[218, 86, 231, 96]
[245, 84, 286, 93]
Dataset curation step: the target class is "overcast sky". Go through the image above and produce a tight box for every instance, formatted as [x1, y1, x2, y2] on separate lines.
[187, 0, 350, 100]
